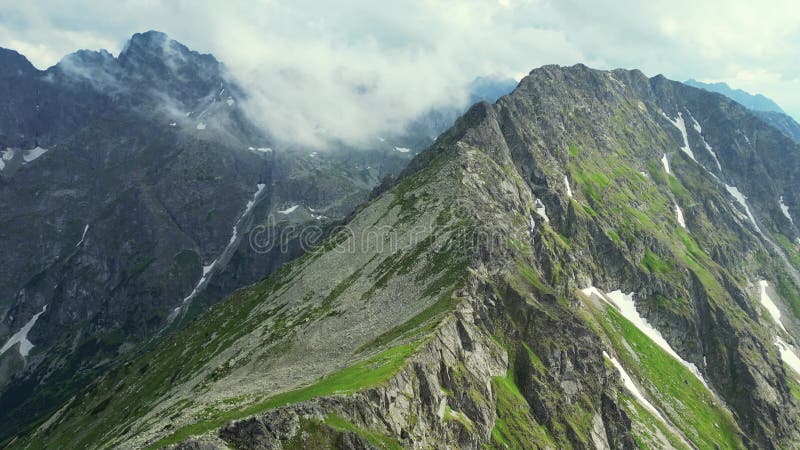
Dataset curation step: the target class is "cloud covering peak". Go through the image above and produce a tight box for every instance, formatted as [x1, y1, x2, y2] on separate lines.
[1, 0, 798, 145]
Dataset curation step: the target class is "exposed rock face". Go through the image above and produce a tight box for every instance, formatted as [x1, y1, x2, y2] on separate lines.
[7, 64, 800, 449]
[752, 110, 800, 143]
[220, 315, 507, 450]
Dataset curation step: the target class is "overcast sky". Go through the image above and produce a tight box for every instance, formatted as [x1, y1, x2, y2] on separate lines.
[1, 0, 798, 146]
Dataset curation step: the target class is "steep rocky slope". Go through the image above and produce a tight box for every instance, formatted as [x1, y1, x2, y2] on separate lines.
[751, 111, 800, 143]
[10, 65, 800, 449]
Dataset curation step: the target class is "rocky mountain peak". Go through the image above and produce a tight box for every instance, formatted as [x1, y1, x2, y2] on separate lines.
[118, 30, 219, 75]
[118, 30, 174, 62]
[0, 48, 38, 77]
[114, 30, 226, 108]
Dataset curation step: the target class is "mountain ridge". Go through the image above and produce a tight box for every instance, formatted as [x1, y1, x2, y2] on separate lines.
[11, 63, 800, 449]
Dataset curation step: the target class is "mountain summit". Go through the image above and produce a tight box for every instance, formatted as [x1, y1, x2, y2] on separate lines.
[12, 63, 800, 449]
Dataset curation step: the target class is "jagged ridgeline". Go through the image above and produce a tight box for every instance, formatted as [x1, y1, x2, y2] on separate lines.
[12, 65, 800, 449]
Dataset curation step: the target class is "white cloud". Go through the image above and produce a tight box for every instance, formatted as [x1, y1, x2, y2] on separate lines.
[0, 0, 798, 145]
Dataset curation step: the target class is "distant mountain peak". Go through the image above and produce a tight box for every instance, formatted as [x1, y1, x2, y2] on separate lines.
[119, 30, 170, 56]
[118, 30, 216, 66]
[684, 78, 785, 114]
[58, 48, 116, 69]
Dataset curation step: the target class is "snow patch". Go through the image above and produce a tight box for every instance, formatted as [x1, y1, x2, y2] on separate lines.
[177, 184, 266, 311]
[603, 351, 668, 423]
[0, 305, 47, 357]
[250, 147, 272, 153]
[226, 97, 235, 106]
[689, 115, 702, 134]
[203, 260, 218, 276]
[687, 114, 723, 172]
[700, 137, 722, 172]
[662, 112, 696, 161]
[23, 147, 48, 163]
[196, 122, 206, 130]
[534, 198, 549, 223]
[564, 176, 573, 198]
[779, 196, 794, 224]
[394, 146, 411, 153]
[278, 204, 300, 215]
[675, 203, 686, 228]
[581, 287, 710, 389]
[0, 148, 11, 169]
[724, 184, 759, 230]
[758, 280, 786, 333]
[76, 224, 90, 248]
[661, 154, 670, 174]
[607, 73, 625, 88]
[775, 338, 800, 376]
[169, 122, 177, 127]
[309, 151, 318, 157]
[245, 184, 266, 215]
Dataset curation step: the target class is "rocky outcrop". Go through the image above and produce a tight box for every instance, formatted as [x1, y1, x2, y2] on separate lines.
[219, 312, 506, 449]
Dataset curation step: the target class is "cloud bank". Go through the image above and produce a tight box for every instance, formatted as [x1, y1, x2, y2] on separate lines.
[1, 0, 798, 146]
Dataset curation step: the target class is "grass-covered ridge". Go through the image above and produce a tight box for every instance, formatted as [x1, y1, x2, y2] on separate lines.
[485, 374, 556, 449]
[615, 390, 690, 450]
[594, 302, 744, 449]
[148, 341, 422, 449]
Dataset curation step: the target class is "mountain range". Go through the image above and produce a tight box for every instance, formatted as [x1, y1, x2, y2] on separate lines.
[684, 79, 800, 143]
[0, 30, 515, 443]
[2, 32, 800, 449]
